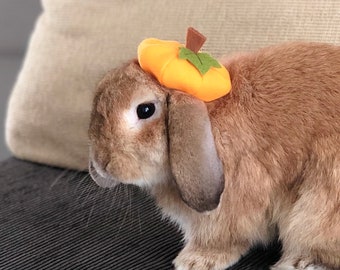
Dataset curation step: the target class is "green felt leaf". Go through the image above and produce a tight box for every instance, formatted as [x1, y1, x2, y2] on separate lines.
[179, 47, 221, 75]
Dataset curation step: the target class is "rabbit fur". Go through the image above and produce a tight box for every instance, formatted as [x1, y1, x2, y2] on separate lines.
[88, 42, 340, 270]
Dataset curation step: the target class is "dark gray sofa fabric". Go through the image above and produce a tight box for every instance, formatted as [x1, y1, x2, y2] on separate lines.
[0, 158, 281, 269]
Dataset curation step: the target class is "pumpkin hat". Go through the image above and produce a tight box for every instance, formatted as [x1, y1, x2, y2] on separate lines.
[137, 27, 231, 102]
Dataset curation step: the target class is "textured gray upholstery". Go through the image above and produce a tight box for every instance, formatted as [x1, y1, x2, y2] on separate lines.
[0, 158, 281, 269]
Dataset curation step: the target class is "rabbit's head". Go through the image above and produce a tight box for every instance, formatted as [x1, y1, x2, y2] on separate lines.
[89, 61, 224, 212]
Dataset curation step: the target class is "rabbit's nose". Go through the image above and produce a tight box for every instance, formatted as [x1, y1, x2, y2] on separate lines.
[89, 160, 119, 189]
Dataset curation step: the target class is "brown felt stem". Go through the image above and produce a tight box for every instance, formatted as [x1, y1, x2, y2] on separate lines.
[186, 27, 206, 53]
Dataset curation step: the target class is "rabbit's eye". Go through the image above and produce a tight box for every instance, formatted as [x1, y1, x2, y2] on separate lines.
[137, 103, 156, 119]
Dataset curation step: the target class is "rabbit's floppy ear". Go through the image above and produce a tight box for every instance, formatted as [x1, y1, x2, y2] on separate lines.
[167, 93, 225, 212]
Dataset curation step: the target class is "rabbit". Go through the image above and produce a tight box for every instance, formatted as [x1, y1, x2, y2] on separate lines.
[88, 42, 340, 270]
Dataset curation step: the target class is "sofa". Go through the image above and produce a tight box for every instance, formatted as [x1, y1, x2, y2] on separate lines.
[1, 1, 339, 269]
[0, 157, 282, 269]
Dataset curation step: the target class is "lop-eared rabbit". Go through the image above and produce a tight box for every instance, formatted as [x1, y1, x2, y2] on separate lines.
[89, 42, 340, 270]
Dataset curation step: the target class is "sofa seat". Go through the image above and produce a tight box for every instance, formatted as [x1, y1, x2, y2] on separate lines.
[0, 158, 281, 269]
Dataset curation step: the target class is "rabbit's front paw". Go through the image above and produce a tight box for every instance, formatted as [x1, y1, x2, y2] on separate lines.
[173, 248, 236, 270]
[272, 259, 330, 270]
[272, 265, 328, 270]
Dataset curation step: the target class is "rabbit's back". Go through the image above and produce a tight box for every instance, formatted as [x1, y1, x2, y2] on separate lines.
[223, 42, 340, 134]
[206, 42, 340, 218]
[211, 42, 340, 178]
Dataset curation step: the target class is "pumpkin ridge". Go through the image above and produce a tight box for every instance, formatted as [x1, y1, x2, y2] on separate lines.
[159, 48, 181, 85]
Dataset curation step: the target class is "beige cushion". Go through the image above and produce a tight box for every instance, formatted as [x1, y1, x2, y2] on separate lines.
[6, 0, 340, 170]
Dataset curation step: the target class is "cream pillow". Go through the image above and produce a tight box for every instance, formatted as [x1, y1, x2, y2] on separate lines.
[6, 0, 340, 170]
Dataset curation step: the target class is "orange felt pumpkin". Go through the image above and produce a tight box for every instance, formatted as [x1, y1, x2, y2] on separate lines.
[137, 30, 231, 102]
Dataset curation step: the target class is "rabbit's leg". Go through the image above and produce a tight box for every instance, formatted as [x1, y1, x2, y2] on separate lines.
[173, 242, 246, 270]
[173, 207, 273, 269]
[271, 257, 332, 270]
[271, 261, 329, 270]
[172, 210, 259, 270]
[273, 138, 340, 270]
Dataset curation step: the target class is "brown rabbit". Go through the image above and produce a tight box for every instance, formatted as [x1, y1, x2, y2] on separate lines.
[88, 42, 340, 270]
